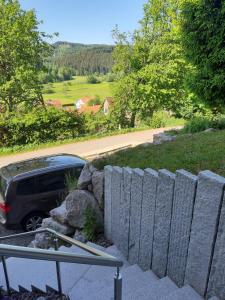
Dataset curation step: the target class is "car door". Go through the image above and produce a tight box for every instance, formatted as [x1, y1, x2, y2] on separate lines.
[35, 170, 67, 212]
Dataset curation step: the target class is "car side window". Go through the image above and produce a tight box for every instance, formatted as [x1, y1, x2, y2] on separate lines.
[17, 178, 35, 195]
[36, 171, 66, 193]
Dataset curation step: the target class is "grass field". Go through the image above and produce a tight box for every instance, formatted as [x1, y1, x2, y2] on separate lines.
[43, 76, 113, 105]
[93, 130, 225, 177]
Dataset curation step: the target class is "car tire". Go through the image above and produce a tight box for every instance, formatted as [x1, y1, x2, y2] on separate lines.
[21, 212, 46, 232]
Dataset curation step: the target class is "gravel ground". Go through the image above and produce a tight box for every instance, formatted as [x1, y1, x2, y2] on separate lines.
[0, 225, 32, 247]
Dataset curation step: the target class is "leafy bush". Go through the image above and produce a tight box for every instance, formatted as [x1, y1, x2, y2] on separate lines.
[84, 112, 118, 134]
[105, 73, 117, 82]
[144, 112, 166, 128]
[87, 95, 101, 106]
[0, 107, 85, 147]
[86, 75, 100, 84]
[182, 116, 225, 134]
[182, 117, 212, 134]
[83, 206, 103, 241]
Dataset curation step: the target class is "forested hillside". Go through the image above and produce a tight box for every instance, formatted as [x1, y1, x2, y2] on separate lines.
[50, 42, 114, 75]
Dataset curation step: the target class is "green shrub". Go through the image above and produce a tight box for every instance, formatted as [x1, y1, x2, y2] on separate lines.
[86, 75, 100, 84]
[84, 112, 117, 134]
[87, 95, 101, 106]
[83, 206, 103, 241]
[144, 111, 166, 128]
[182, 116, 225, 134]
[0, 107, 85, 147]
[182, 117, 213, 134]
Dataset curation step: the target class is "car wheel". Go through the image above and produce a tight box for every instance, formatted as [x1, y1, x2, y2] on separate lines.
[22, 212, 46, 232]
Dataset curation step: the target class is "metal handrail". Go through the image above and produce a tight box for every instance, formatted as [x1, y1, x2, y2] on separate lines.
[0, 228, 123, 299]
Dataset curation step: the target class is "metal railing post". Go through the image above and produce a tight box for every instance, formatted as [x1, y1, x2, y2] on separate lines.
[114, 267, 122, 300]
[2, 256, 10, 295]
[54, 237, 62, 295]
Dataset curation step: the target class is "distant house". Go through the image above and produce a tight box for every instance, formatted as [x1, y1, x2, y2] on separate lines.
[75, 96, 101, 114]
[46, 99, 62, 108]
[79, 104, 101, 114]
[75, 96, 92, 110]
[103, 97, 114, 115]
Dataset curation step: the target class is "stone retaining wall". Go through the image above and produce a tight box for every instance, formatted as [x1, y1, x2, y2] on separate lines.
[104, 166, 225, 299]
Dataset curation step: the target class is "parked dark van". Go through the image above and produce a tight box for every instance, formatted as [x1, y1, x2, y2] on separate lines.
[0, 154, 86, 231]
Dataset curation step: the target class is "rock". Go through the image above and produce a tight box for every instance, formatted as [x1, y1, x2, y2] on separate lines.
[153, 133, 176, 145]
[73, 229, 87, 243]
[30, 232, 54, 249]
[77, 163, 97, 190]
[204, 128, 216, 133]
[42, 217, 75, 235]
[50, 202, 68, 224]
[88, 184, 93, 192]
[65, 190, 103, 228]
[92, 171, 104, 206]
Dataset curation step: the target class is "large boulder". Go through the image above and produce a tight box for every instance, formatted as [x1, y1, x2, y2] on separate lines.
[42, 218, 75, 235]
[30, 232, 54, 249]
[65, 190, 103, 228]
[50, 202, 68, 224]
[153, 132, 176, 145]
[77, 163, 97, 190]
[92, 171, 104, 207]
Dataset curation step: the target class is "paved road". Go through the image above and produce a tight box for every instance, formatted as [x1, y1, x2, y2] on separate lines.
[0, 126, 181, 168]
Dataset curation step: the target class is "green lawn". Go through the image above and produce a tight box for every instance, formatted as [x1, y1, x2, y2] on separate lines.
[93, 130, 225, 177]
[43, 76, 113, 105]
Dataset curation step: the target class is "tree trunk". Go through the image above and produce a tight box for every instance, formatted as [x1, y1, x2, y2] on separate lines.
[130, 112, 136, 128]
[8, 95, 13, 112]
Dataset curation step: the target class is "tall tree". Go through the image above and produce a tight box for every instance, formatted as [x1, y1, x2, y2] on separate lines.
[181, 0, 225, 111]
[0, 0, 51, 112]
[112, 0, 188, 127]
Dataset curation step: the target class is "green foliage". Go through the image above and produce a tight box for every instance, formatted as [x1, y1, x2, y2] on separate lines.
[0, 0, 52, 112]
[182, 117, 213, 133]
[104, 73, 117, 82]
[84, 112, 117, 134]
[0, 107, 85, 147]
[86, 75, 100, 84]
[87, 95, 101, 106]
[51, 42, 114, 76]
[83, 206, 103, 241]
[144, 111, 166, 128]
[40, 66, 74, 84]
[65, 170, 78, 192]
[112, 0, 189, 127]
[182, 116, 225, 134]
[181, 0, 225, 110]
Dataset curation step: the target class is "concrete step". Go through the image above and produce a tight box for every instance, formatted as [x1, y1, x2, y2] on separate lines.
[159, 285, 203, 300]
[92, 268, 159, 300]
[87, 241, 107, 252]
[68, 264, 142, 299]
[126, 276, 178, 300]
[105, 245, 130, 268]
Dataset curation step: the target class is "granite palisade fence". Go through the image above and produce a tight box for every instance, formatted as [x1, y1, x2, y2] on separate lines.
[104, 166, 225, 300]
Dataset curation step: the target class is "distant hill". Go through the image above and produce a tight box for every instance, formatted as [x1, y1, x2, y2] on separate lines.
[50, 41, 115, 75]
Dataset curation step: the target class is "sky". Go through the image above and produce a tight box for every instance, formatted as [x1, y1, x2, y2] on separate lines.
[19, 0, 147, 45]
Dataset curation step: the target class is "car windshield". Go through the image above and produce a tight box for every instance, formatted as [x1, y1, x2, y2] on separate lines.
[0, 175, 7, 201]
